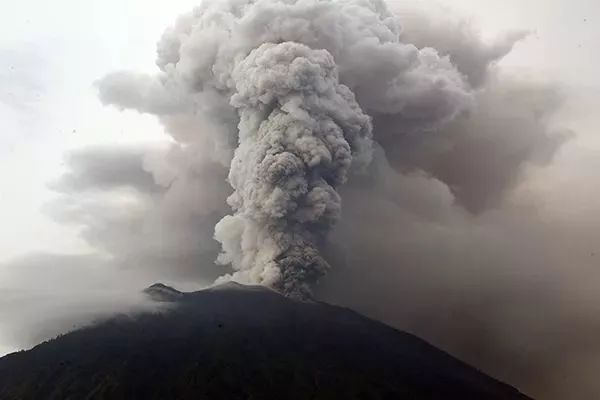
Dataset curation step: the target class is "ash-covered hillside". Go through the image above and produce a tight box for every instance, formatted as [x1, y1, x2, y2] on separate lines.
[0, 283, 532, 400]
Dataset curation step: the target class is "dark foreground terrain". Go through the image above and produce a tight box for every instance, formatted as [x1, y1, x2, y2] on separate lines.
[0, 283, 532, 399]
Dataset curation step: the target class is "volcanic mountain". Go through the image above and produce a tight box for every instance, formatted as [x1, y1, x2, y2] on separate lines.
[0, 283, 532, 399]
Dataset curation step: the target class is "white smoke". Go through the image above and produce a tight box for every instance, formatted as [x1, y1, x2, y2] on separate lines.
[97, 0, 473, 296]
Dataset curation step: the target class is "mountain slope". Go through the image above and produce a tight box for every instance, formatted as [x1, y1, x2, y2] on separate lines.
[0, 283, 532, 400]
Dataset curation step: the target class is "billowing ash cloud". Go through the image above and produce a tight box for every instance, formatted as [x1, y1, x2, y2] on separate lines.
[96, 0, 473, 297]
[6, 1, 596, 398]
[213, 43, 373, 298]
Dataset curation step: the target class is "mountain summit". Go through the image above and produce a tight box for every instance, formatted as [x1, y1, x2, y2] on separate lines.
[0, 283, 532, 399]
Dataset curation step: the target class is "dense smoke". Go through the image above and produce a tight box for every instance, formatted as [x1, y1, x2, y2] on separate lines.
[97, 0, 473, 296]
[3, 0, 598, 399]
[213, 43, 373, 298]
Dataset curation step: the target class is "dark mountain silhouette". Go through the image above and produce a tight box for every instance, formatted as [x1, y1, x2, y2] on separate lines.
[0, 282, 532, 400]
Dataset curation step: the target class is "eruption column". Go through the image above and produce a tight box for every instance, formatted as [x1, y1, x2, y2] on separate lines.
[214, 43, 373, 298]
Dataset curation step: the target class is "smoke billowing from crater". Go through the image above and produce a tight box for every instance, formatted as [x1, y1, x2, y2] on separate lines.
[97, 0, 474, 296]
[213, 42, 373, 298]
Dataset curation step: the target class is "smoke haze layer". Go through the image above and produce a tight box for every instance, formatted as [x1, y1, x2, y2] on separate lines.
[2, 1, 599, 399]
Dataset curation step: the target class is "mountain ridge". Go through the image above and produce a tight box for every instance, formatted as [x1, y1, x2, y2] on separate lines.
[0, 283, 533, 400]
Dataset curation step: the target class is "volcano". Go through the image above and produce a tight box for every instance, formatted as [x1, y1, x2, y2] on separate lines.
[0, 283, 532, 399]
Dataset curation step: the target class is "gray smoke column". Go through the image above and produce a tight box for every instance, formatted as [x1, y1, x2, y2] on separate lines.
[214, 43, 372, 298]
[97, 0, 472, 297]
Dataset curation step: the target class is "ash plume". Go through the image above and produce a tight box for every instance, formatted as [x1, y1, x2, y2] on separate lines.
[213, 42, 372, 298]
[97, 0, 473, 297]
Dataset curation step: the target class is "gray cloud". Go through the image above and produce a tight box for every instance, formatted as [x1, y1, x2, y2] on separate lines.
[375, 75, 571, 212]
[51, 146, 161, 194]
[45, 144, 229, 282]
[393, 3, 528, 88]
